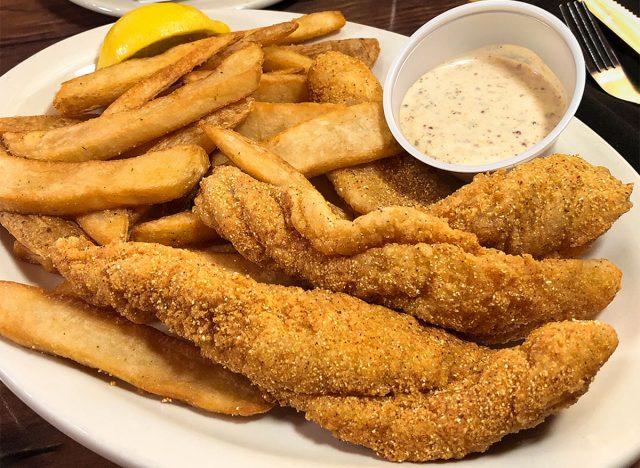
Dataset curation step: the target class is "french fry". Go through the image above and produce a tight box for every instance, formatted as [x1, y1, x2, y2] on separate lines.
[184, 66, 306, 82]
[241, 21, 299, 47]
[201, 125, 306, 187]
[182, 69, 213, 85]
[130, 211, 219, 247]
[4, 44, 264, 162]
[149, 98, 254, 152]
[76, 210, 129, 245]
[253, 73, 308, 103]
[76, 208, 148, 245]
[0, 145, 209, 215]
[264, 102, 401, 176]
[236, 102, 345, 141]
[0, 282, 272, 416]
[265, 67, 306, 75]
[0, 212, 89, 272]
[53, 37, 236, 115]
[283, 38, 380, 68]
[200, 21, 299, 70]
[263, 46, 313, 73]
[0, 115, 90, 133]
[103, 34, 240, 115]
[274, 11, 346, 44]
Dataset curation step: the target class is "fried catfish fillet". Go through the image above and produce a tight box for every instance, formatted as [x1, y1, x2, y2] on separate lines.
[194, 167, 621, 343]
[330, 155, 633, 258]
[328, 154, 462, 214]
[201, 125, 478, 256]
[51, 239, 492, 397]
[291, 321, 617, 461]
[50, 239, 617, 461]
[428, 154, 633, 258]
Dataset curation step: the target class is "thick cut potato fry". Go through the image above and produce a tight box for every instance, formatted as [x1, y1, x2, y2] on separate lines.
[76, 208, 148, 245]
[240, 21, 299, 46]
[202, 125, 307, 188]
[200, 21, 299, 70]
[0, 282, 272, 416]
[0, 115, 89, 133]
[0, 212, 89, 272]
[253, 73, 308, 103]
[266, 67, 306, 75]
[104, 34, 240, 115]
[263, 46, 313, 73]
[182, 70, 213, 84]
[150, 98, 253, 152]
[262, 102, 401, 176]
[131, 211, 219, 246]
[53, 37, 238, 115]
[4, 45, 263, 162]
[0, 145, 209, 215]
[236, 102, 345, 141]
[275, 11, 346, 44]
[283, 38, 380, 68]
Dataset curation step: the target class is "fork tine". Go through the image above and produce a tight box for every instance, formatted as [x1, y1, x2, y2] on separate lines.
[576, 1, 620, 68]
[560, 2, 601, 74]
[562, 1, 640, 104]
[572, 2, 610, 69]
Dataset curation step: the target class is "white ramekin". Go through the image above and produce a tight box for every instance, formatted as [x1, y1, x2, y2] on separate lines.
[383, 0, 585, 175]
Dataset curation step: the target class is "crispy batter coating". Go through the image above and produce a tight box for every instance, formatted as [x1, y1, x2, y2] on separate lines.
[50, 238, 617, 461]
[429, 155, 633, 258]
[287, 183, 480, 256]
[307, 51, 382, 105]
[328, 154, 462, 214]
[194, 167, 622, 343]
[204, 126, 477, 256]
[51, 238, 492, 398]
[292, 321, 617, 461]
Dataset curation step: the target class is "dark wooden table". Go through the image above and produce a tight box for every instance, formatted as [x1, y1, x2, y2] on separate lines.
[0, 1, 638, 467]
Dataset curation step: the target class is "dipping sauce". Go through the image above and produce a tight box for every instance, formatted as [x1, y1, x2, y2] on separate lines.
[399, 44, 567, 165]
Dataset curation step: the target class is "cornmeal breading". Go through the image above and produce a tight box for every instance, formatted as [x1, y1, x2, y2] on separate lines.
[194, 167, 622, 343]
[293, 321, 617, 461]
[50, 238, 617, 462]
[328, 154, 461, 214]
[430, 154, 633, 257]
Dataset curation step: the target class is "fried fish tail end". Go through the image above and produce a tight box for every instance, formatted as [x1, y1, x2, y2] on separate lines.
[294, 320, 618, 462]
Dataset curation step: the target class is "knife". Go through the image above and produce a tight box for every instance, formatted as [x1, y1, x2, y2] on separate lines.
[582, 0, 640, 54]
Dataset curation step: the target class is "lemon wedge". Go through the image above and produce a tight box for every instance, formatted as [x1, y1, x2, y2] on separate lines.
[97, 3, 230, 69]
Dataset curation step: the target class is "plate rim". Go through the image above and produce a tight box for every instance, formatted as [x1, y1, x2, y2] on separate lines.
[66, 0, 282, 17]
[1, 8, 639, 468]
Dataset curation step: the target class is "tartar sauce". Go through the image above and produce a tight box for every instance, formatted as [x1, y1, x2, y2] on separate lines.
[399, 44, 567, 165]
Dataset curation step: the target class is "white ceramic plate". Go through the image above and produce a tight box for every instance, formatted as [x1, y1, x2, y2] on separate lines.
[67, 0, 279, 17]
[1, 9, 639, 468]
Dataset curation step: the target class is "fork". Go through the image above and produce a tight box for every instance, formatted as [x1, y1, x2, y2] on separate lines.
[560, 1, 640, 104]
